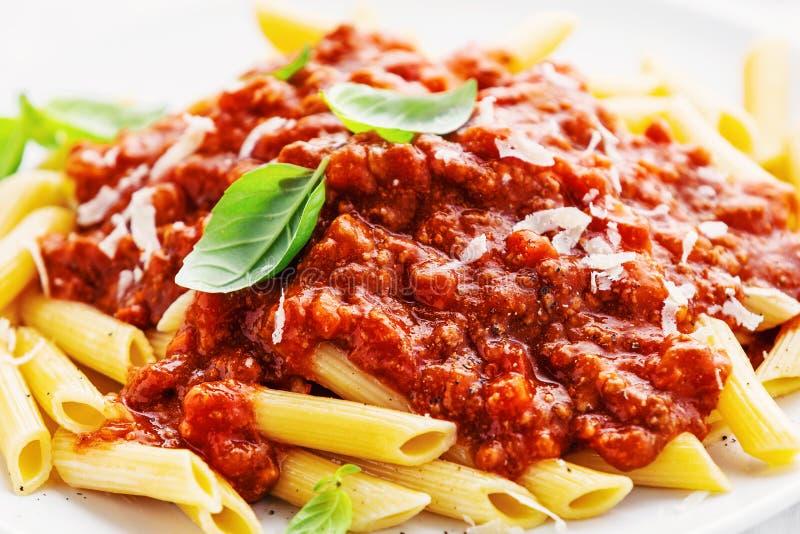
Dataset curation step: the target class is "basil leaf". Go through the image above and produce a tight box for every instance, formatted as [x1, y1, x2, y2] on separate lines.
[175, 158, 329, 293]
[0, 117, 28, 179]
[321, 78, 478, 143]
[286, 464, 360, 534]
[272, 45, 311, 81]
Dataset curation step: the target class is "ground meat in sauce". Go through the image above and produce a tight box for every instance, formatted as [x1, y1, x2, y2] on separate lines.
[45, 25, 800, 499]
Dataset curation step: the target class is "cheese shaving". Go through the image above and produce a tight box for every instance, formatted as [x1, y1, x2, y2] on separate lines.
[129, 188, 161, 267]
[117, 269, 135, 301]
[475, 96, 497, 125]
[98, 213, 130, 259]
[26, 241, 50, 297]
[434, 145, 462, 164]
[597, 122, 620, 160]
[496, 132, 555, 167]
[583, 130, 602, 154]
[606, 221, 621, 248]
[698, 221, 728, 239]
[514, 207, 591, 254]
[681, 229, 698, 264]
[151, 114, 216, 180]
[675, 491, 709, 512]
[697, 185, 716, 198]
[239, 116, 294, 158]
[460, 234, 488, 264]
[78, 186, 120, 226]
[722, 297, 763, 331]
[609, 166, 622, 194]
[583, 252, 636, 293]
[582, 188, 599, 203]
[661, 280, 695, 334]
[465, 519, 526, 534]
[272, 288, 286, 345]
[540, 62, 580, 89]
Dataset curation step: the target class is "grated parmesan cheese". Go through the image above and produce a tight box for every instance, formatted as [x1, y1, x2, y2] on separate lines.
[496, 132, 555, 167]
[98, 213, 129, 259]
[117, 269, 135, 301]
[583, 130, 602, 154]
[475, 96, 497, 125]
[434, 145, 462, 164]
[662, 280, 691, 334]
[460, 234, 488, 264]
[698, 221, 728, 239]
[514, 207, 591, 255]
[675, 491, 709, 513]
[540, 62, 580, 89]
[582, 251, 636, 293]
[151, 114, 216, 180]
[77, 164, 149, 226]
[697, 185, 716, 198]
[722, 297, 763, 331]
[582, 188, 600, 203]
[239, 117, 294, 158]
[597, 122, 620, 160]
[609, 166, 622, 194]
[26, 241, 50, 297]
[128, 188, 161, 267]
[681, 229, 698, 264]
[272, 288, 286, 345]
[606, 221, 621, 248]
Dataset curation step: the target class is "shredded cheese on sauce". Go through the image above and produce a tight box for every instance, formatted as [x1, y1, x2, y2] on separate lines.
[496, 132, 555, 167]
[722, 297, 763, 331]
[582, 188, 599, 203]
[239, 117, 294, 158]
[583, 251, 636, 292]
[151, 114, 216, 180]
[698, 221, 728, 239]
[681, 229, 698, 264]
[583, 130, 602, 154]
[98, 213, 129, 258]
[129, 188, 161, 267]
[514, 207, 592, 255]
[540, 62, 580, 89]
[272, 288, 286, 345]
[606, 221, 621, 248]
[475, 95, 497, 125]
[460, 234, 488, 264]
[78, 164, 150, 227]
[434, 145, 462, 164]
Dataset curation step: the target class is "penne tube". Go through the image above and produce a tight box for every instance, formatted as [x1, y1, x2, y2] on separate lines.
[249, 385, 456, 465]
[271, 448, 429, 532]
[0, 206, 75, 311]
[146, 329, 173, 360]
[756, 317, 800, 397]
[567, 433, 730, 492]
[179, 473, 261, 534]
[311, 342, 410, 411]
[589, 73, 666, 99]
[694, 315, 800, 465]
[501, 12, 577, 73]
[744, 39, 790, 159]
[14, 327, 107, 434]
[516, 459, 633, 520]
[53, 428, 222, 512]
[601, 96, 672, 134]
[20, 293, 154, 384]
[254, 0, 329, 54]
[0, 170, 72, 238]
[156, 290, 195, 332]
[0, 332, 52, 495]
[742, 286, 800, 331]
[327, 453, 556, 529]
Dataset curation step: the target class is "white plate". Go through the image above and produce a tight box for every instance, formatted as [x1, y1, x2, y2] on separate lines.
[1, 1, 799, 533]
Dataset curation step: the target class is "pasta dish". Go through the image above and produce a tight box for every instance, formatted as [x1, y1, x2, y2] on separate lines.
[1, 4, 799, 533]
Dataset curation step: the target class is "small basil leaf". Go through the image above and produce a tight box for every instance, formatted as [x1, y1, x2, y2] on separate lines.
[285, 488, 353, 534]
[272, 45, 311, 81]
[0, 117, 29, 179]
[175, 158, 329, 293]
[321, 78, 477, 143]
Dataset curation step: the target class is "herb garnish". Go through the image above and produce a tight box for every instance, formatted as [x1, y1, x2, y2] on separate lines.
[321, 78, 478, 143]
[272, 45, 311, 81]
[175, 157, 329, 293]
[285, 463, 361, 534]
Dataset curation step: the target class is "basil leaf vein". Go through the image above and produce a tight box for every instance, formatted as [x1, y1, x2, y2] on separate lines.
[285, 463, 360, 534]
[272, 45, 311, 81]
[175, 158, 329, 293]
[321, 78, 477, 143]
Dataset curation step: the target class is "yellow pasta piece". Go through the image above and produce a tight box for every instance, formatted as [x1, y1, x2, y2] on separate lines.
[156, 290, 195, 332]
[249, 386, 456, 465]
[146, 329, 173, 360]
[742, 286, 800, 331]
[0, 170, 72, 238]
[14, 327, 107, 433]
[744, 39, 790, 160]
[20, 293, 154, 384]
[601, 96, 672, 134]
[272, 449, 429, 532]
[179, 473, 261, 534]
[516, 459, 632, 520]
[589, 73, 666, 99]
[567, 433, 730, 492]
[311, 342, 410, 411]
[694, 315, 800, 464]
[0, 206, 75, 311]
[757, 318, 800, 397]
[0, 330, 52, 495]
[501, 12, 577, 73]
[254, 0, 329, 54]
[328, 454, 555, 529]
[53, 428, 222, 512]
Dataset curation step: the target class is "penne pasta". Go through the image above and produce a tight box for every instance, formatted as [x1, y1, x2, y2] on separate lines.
[248, 385, 456, 465]
[0, 331, 52, 495]
[0, 170, 72, 238]
[567, 433, 730, 492]
[589, 73, 666, 99]
[756, 317, 800, 397]
[271, 448, 429, 532]
[53, 428, 223, 512]
[14, 327, 107, 434]
[0, 206, 75, 311]
[501, 11, 577, 73]
[254, 0, 329, 54]
[146, 329, 173, 360]
[601, 95, 672, 134]
[742, 286, 800, 331]
[179, 473, 261, 534]
[327, 453, 556, 529]
[156, 290, 195, 332]
[516, 459, 633, 520]
[20, 293, 154, 384]
[694, 315, 800, 465]
[743, 39, 790, 159]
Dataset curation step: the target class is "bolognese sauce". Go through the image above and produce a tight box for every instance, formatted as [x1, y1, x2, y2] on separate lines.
[42, 25, 800, 500]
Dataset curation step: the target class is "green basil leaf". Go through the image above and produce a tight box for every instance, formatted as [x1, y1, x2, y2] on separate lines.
[285, 488, 353, 534]
[272, 45, 311, 81]
[321, 78, 478, 143]
[0, 117, 29, 179]
[175, 158, 329, 293]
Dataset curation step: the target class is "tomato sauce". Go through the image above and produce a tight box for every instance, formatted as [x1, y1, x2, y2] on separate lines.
[43, 25, 800, 499]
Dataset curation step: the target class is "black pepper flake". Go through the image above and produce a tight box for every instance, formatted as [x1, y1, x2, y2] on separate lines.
[721, 435, 727, 441]
[268, 510, 275, 515]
